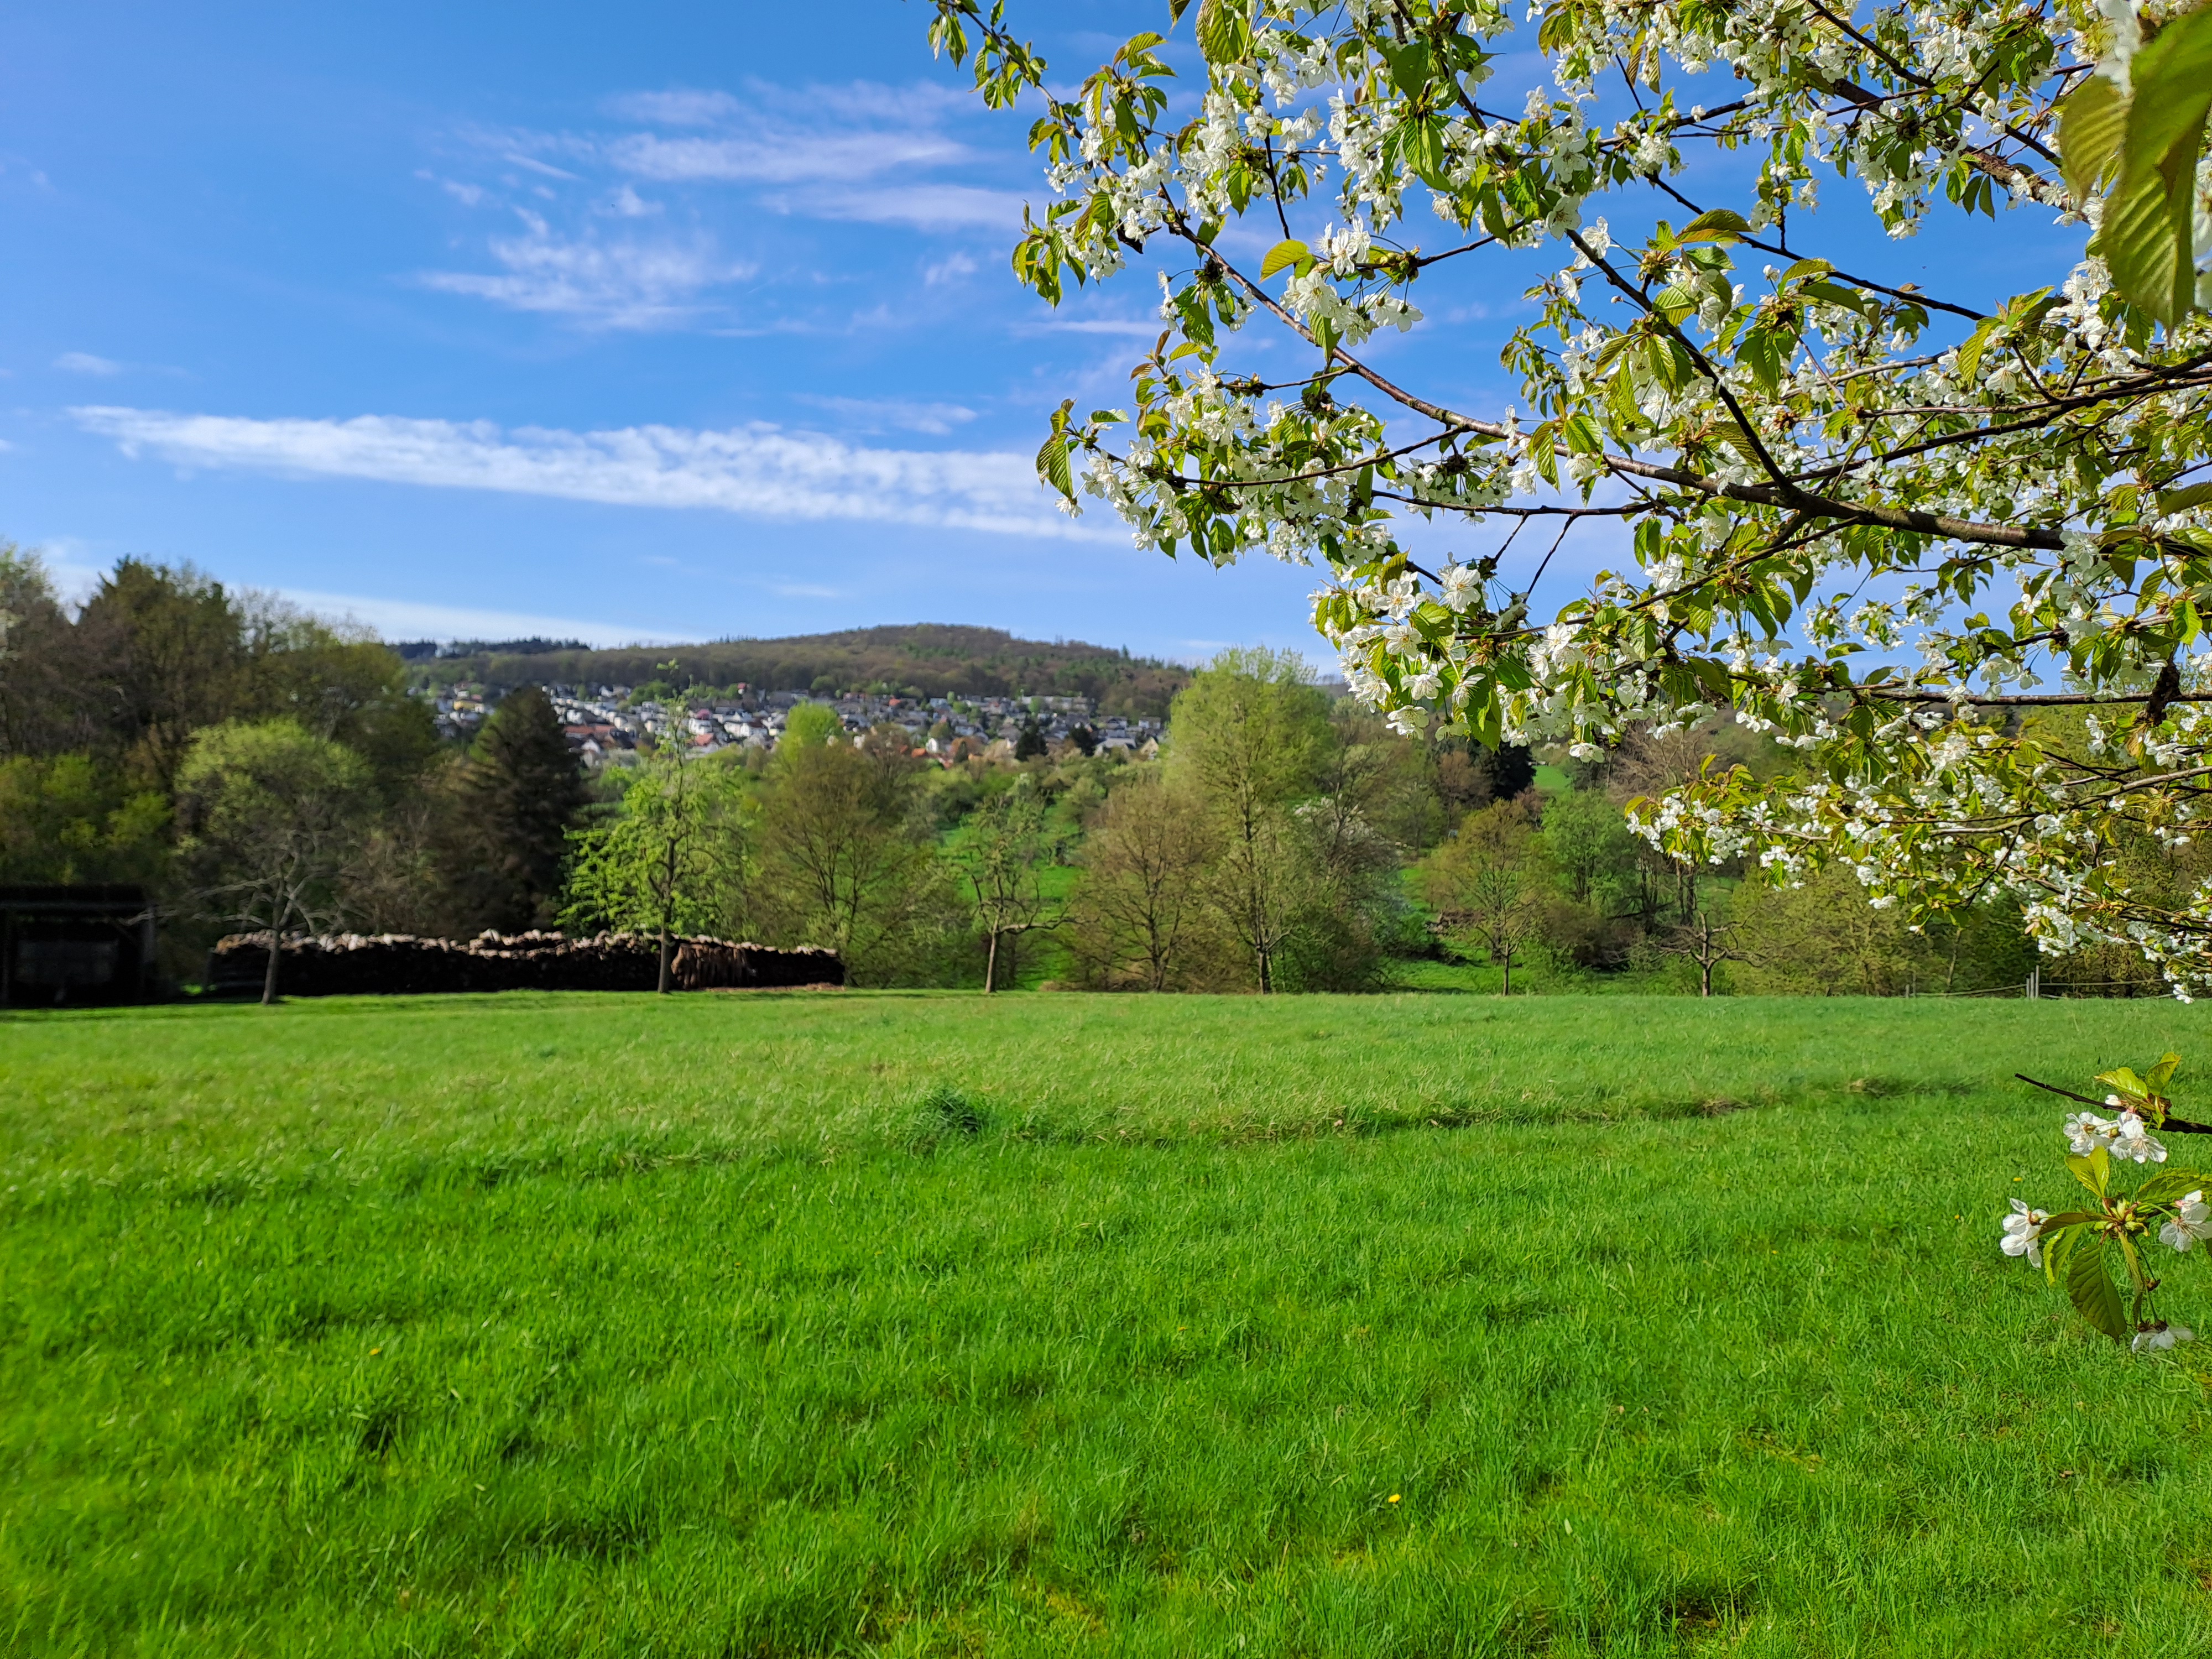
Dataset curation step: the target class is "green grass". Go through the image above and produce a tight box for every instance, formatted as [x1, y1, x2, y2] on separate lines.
[6, 992, 2212, 1656]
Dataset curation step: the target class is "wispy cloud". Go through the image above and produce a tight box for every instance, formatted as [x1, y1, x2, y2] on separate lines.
[55, 351, 126, 375]
[279, 590, 684, 647]
[1024, 318, 1167, 337]
[74, 406, 1098, 539]
[421, 79, 1032, 332]
[796, 395, 978, 436]
[783, 184, 1024, 232]
[601, 88, 742, 127]
[924, 251, 979, 286]
[418, 211, 751, 328]
[608, 129, 965, 185]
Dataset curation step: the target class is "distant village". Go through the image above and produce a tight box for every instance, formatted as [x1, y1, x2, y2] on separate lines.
[425, 683, 1163, 766]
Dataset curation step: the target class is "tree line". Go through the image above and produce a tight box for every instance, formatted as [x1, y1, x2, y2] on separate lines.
[0, 548, 2148, 997]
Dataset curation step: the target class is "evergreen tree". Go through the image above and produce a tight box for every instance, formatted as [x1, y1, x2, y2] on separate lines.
[451, 687, 586, 933]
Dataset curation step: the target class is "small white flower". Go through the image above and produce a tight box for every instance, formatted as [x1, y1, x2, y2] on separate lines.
[2112, 1110, 2168, 1165]
[2131, 1322, 2193, 1354]
[2162, 1191, 2212, 1252]
[2064, 1111, 2116, 1156]
[2000, 1199, 2048, 1267]
[1438, 562, 1483, 612]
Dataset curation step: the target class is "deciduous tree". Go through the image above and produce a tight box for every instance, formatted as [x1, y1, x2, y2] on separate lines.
[958, 785, 1058, 990]
[561, 752, 748, 993]
[174, 719, 371, 1004]
[1424, 797, 1551, 995]
[1168, 648, 1333, 992]
[1068, 768, 1213, 990]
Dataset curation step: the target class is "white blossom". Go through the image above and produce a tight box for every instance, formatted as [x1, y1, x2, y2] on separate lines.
[2000, 1200, 2048, 1267]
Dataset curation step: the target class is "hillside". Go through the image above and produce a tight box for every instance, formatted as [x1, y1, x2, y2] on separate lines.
[400, 624, 1192, 718]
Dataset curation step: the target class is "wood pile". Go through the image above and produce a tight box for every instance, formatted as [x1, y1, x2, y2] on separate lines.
[205, 930, 842, 998]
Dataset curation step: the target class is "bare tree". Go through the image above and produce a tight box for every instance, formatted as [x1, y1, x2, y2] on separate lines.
[1067, 770, 1211, 990]
[1660, 910, 1746, 998]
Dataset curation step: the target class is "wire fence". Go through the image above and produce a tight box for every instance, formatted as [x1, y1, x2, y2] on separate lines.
[1907, 978, 2171, 999]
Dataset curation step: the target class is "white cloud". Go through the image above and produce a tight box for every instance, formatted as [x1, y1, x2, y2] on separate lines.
[502, 152, 581, 181]
[1025, 318, 1168, 337]
[55, 352, 125, 375]
[602, 88, 743, 127]
[797, 395, 978, 436]
[279, 590, 683, 648]
[418, 211, 750, 328]
[23, 536, 108, 606]
[786, 184, 1024, 231]
[73, 406, 1098, 540]
[924, 251, 979, 286]
[608, 128, 965, 185]
[600, 184, 660, 218]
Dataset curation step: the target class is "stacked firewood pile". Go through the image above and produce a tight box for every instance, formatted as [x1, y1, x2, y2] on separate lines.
[205, 930, 843, 998]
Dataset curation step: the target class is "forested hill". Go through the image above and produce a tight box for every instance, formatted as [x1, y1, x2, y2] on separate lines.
[399, 625, 1193, 718]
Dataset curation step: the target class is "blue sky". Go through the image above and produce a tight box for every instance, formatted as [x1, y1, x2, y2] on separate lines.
[1, 1, 2075, 662]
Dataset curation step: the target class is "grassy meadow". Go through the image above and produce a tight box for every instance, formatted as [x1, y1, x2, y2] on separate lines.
[7, 990, 2212, 1655]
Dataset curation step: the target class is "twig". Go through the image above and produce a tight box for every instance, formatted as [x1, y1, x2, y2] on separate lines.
[2017, 1073, 2212, 1136]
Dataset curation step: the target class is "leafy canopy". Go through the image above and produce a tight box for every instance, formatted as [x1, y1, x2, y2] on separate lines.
[928, 0, 2212, 993]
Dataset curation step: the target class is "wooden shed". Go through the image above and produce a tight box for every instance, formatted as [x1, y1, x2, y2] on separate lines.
[0, 886, 159, 1007]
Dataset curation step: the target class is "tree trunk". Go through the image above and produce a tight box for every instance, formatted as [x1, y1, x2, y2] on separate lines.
[1500, 949, 1511, 997]
[261, 922, 283, 1006]
[657, 836, 677, 995]
[984, 928, 999, 994]
[1700, 957, 1713, 997]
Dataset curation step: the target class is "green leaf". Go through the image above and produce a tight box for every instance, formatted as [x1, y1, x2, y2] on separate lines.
[1194, 0, 1248, 65]
[1403, 116, 1446, 186]
[2067, 1234, 2130, 1342]
[1652, 283, 1699, 324]
[2130, 1168, 2210, 1207]
[1260, 239, 1312, 279]
[2059, 72, 2128, 202]
[2042, 1219, 2085, 1285]
[1739, 327, 1784, 394]
[2067, 1147, 2111, 1199]
[1679, 208, 1750, 244]
[1036, 432, 1074, 502]
[2098, 7, 2212, 322]
[2097, 1065, 2146, 1099]
[1954, 316, 2002, 385]
[1801, 279, 1870, 317]
[1380, 39, 1431, 100]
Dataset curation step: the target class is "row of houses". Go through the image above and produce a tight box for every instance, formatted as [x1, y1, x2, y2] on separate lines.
[423, 684, 1164, 765]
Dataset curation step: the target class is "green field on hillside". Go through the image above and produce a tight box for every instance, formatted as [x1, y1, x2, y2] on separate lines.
[6, 993, 2212, 1656]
